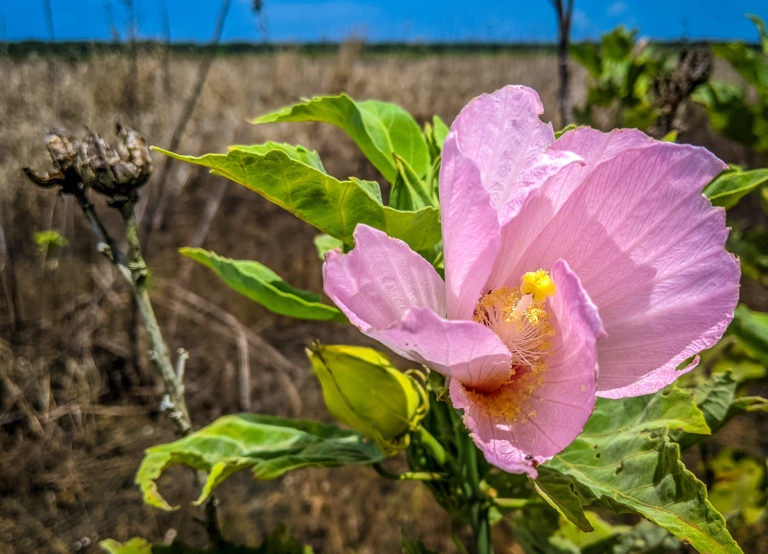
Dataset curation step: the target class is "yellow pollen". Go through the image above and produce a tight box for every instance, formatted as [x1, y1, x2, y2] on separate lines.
[466, 272, 557, 424]
[520, 270, 556, 304]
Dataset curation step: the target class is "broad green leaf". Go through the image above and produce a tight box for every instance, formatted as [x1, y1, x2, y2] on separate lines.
[180, 247, 345, 322]
[675, 372, 768, 449]
[252, 94, 429, 184]
[156, 148, 441, 252]
[729, 304, 768, 366]
[100, 526, 313, 553]
[703, 168, 768, 209]
[136, 414, 385, 510]
[227, 142, 326, 173]
[313, 233, 344, 260]
[709, 449, 767, 525]
[570, 43, 602, 78]
[307, 344, 427, 455]
[536, 388, 742, 554]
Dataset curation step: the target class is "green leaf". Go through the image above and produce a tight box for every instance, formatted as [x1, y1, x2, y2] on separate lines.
[101, 538, 152, 554]
[100, 526, 313, 553]
[536, 388, 742, 554]
[675, 372, 768, 449]
[703, 168, 768, 209]
[136, 414, 385, 510]
[227, 142, 326, 173]
[390, 154, 438, 211]
[307, 344, 427, 455]
[729, 304, 768, 366]
[747, 14, 768, 55]
[252, 94, 429, 184]
[179, 247, 345, 322]
[313, 234, 344, 260]
[431, 115, 449, 150]
[157, 148, 441, 252]
[709, 449, 767, 525]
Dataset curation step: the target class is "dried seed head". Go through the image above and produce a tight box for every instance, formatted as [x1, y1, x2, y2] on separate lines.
[44, 129, 78, 173]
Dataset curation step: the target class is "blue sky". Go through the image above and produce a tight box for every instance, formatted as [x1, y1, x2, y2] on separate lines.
[3, 0, 768, 43]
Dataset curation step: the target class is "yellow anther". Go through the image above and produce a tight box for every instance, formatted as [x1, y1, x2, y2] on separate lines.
[520, 270, 556, 304]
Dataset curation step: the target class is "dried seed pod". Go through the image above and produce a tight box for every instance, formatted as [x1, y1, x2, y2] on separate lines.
[44, 129, 78, 173]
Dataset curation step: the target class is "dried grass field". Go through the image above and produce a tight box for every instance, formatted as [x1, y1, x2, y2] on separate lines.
[0, 47, 763, 553]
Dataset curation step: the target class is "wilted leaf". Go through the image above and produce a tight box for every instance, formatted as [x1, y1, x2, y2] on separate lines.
[157, 148, 441, 252]
[136, 414, 384, 510]
[180, 248, 345, 322]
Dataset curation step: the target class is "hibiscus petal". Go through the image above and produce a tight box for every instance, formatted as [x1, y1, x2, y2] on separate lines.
[323, 224, 513, 388]
[451, 260, 601, 477]
[448, 85, 556, 211]
[374, 308, 513, 389]
[491, 138, 737, 398]
[440, 135, 501, 320]
[323, 224, 446, 331]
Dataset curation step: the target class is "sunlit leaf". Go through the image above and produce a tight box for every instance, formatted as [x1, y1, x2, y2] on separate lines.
[227, 142, 326, 173]
[536, 388, 742, 554]
[703, 167, 768, 209]
[252, 94, 429, 184]
[180, 248, 345, 322]
[313, 234, 344, 260]
[136, 414, 384, 510]
[157, 147, 441, 252]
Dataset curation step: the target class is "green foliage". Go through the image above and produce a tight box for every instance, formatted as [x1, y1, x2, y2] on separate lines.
[709, 449, 767, 525]
[33, 229, 68, 254]
[156, 147, 441, 253]
[179, 247, 345, 322]
[535, 387, 743, 554]
[100, 525, 313, 553]
[401, 530, 438, 554]
[252, 94, 429, 185]
[571, 26, 666, 129]
[307, 344, 427, 455]
[693, 15, 768, 151]
[674, 371, 768, 450]
[729, 304, 768, 366]
[136, 414, 384, 510]
[703, 167, 768, 208]
[228, 142, 326, 172]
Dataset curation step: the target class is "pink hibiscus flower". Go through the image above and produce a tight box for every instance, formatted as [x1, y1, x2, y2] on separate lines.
[323, 85, 740, 476]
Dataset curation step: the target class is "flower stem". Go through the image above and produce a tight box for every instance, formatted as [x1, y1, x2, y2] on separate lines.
[416, 425, 448, 466]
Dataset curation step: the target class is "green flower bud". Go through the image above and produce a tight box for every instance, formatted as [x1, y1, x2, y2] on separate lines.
[307, 344, 428, 456]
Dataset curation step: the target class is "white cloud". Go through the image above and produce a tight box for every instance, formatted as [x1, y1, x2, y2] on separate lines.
[607, 1, 628, 17]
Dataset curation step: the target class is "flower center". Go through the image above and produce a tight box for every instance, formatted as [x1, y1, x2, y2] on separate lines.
[463, 270, 556, 423]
